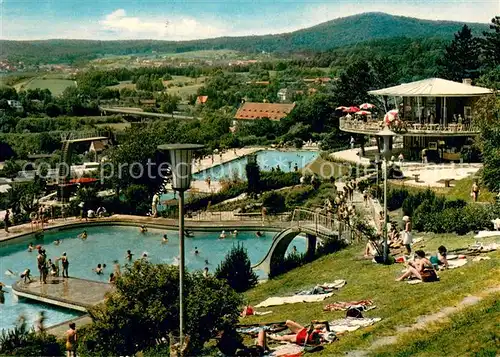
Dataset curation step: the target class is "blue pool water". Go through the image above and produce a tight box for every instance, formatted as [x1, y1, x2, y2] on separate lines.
[0, 226, 306, 331]
[193, 150, 318, 181]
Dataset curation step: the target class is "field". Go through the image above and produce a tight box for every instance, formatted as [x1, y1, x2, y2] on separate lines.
[242, 233, 500, 355]
[14, 76, 76, 96]
[164, 75, 206, 99]
[107, 80, 136, 90]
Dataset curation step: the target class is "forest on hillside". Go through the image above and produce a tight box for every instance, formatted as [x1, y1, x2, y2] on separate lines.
[0, 13, 489, 65]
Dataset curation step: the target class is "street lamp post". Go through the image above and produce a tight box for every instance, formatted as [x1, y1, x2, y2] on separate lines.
[157, 144, 204, 353]
[376, 126, 396, 264]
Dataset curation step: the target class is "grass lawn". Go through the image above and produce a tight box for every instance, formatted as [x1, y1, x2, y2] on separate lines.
[305, 157, 349, 179]
[389, 175, 496, 203]
[242, 233, 500, 355]
[15, 77, 76, 96]
[370, 296, 500, 356]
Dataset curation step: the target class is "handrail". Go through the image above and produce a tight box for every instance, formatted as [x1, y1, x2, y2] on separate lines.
[339, 118, 480, 134]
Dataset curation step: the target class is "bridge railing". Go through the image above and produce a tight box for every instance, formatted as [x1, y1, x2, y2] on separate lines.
[291, 208, 338, 237]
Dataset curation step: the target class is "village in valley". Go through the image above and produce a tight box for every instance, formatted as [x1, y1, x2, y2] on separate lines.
[0, 4, 499, 357]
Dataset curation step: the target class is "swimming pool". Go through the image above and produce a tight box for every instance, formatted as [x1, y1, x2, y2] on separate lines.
[193, 150, 319, 181]
[0, 225, 306, 331]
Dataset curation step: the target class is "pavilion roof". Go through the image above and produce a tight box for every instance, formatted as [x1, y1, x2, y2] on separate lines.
[369, 78, 493, 97]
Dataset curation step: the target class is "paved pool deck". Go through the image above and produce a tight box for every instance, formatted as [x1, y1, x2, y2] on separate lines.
[0, 214, 286, 243]
[12, 277, 113, 312]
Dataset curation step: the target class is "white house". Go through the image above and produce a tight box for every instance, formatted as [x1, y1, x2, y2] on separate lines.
[7, 100, 23, 112]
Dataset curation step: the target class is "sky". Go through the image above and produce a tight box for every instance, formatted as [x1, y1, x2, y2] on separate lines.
[0, 0, 498, 40]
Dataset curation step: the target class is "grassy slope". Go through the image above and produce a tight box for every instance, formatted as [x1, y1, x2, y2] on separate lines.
[242, 234, 500, 355]
[371, 296, 500, 356]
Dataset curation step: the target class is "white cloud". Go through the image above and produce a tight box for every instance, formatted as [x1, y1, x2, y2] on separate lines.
[97, 9, 226, 40]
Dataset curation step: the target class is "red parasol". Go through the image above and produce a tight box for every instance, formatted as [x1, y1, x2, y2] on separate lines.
[359, 103, 376, 110]
[343, 106, 360, 113]
[384, 109, 399, 125]
[69, 177, 98, 184]
[355, 110, 371, 115]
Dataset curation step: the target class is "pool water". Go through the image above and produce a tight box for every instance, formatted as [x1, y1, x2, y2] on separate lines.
[0, 226, 305, 331]
[193, 150, 318, 181]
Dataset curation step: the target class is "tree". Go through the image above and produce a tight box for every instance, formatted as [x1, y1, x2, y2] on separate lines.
[245, 160, 260, 196]
[334, 60, 375, 105]
[78, 262, 242, 356]
[215, 243, 258, 293]
[481, 16, 500, 68]
[437, 25, 481, 81]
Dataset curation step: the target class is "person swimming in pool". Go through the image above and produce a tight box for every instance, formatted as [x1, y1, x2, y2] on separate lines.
[162, 234, 169, 244]
[126, 250, 134, 261]
[0, 283, 8, 304]
[204, 259, 209, 265]
[256, 231, 264, 237]
[194, 247, 199, 255]
[54, 239, 61, 246]
[232, 230, 238, 237]
[28, 243, 34, 252]
[140, 225, 148, 233]
[94, 264, 103, 275]
[219, 230, 227, 239]
[78, 231, 87, 240]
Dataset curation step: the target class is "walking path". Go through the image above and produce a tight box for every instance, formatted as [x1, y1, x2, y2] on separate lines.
[0, 214, 288, 243]
[346, 285, 500, 356]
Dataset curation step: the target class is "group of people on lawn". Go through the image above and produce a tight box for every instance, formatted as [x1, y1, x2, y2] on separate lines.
[365, 213, 449, 282]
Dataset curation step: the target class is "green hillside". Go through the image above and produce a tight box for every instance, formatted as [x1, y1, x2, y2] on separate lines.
[0, 12, 489, 64]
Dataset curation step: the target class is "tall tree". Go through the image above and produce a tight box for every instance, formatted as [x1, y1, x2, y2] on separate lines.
[333, 60, 375, 105]
[438, 25, 481, 81]
[481, 16, 500, 68]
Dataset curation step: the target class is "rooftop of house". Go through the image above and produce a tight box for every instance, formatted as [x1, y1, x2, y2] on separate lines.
[234, 102, 296, 121]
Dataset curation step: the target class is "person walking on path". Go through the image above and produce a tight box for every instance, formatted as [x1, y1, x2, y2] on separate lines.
[3, 209, 10, 233]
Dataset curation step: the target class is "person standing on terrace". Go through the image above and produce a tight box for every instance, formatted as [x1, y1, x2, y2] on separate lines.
[471, 181, 480, 202]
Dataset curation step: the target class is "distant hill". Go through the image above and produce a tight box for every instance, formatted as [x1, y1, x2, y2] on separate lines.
[0, 12, 490, 64]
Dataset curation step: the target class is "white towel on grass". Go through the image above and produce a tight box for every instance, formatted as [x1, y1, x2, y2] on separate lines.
[255, 293, 334, 308]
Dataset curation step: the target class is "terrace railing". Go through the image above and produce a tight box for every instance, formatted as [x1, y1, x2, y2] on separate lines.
[339, 118, 480, 135]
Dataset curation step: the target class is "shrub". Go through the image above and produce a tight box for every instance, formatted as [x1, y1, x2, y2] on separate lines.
[285, 185, 315, 209]
[215, 243, 258, 293]
[269, 251, 306, 278]
[77, 262, 242, 356]
[261, 191, 286, 213]
[402, 189, 436, 216]
[0, 325, 62, 356]
[387, 188, 409, 211]
[260, 171, 301, 190]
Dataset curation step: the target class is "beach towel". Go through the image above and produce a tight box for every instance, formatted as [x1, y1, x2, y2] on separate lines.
[236, 323, 287, 335]
[255, 293, 334, 308]
[328, 317, 382, 333]
[296, 280, 346, 295]
[323, 300, 375, 312]
[447, 259, 468, 269]
[269, 343, 303, 357]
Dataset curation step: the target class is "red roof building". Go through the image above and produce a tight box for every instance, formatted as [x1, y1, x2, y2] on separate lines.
[234, 102, 296, 121]
[195, 95, 208, 105]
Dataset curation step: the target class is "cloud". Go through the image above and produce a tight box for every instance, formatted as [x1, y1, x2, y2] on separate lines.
[98, 9, 226, 40]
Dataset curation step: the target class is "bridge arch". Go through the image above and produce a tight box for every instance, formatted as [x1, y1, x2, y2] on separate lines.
[252, 209, 340, 276]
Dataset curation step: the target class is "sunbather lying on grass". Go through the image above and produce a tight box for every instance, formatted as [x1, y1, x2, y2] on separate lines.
[268, 320, 332, 345]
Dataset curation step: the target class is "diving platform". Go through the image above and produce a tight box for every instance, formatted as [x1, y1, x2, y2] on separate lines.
[12, 277, 113, 312]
